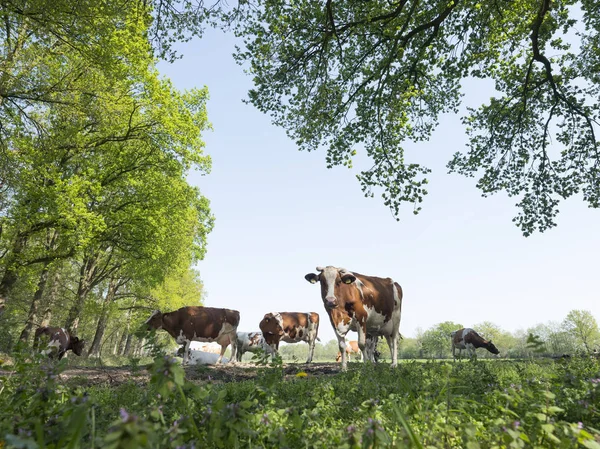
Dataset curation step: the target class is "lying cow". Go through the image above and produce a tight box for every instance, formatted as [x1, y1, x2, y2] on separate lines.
[336, 340, 361, 362]
[145, 306, 239, 365]
[451, 328, 499, 360]
[259, 312, 319, 363]
[236, 331, 273, 362]
[305, 266, 402, 370]
[176, 347, 230, 365]
[33, 326, 85, 360]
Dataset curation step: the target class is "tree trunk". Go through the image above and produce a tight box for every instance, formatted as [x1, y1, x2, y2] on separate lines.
[112, 332, 120, 355]
[18, 262, 52, 342]
[123, 334, 133, 356]
[64, 255, 98, 332]
[0, 234, 28, 315]
[87, 278, 118, 358]
[40, 269, 60, 326]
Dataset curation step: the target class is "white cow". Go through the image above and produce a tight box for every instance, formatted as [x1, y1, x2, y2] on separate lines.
[235, 331, 273, 361]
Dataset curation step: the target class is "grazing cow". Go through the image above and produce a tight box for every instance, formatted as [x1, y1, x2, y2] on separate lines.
[259, 312, 319, 363]
[33, 327, 85, 360]
[451, 328, 500, 360]
[236, 331, 273, 362]
[305, 266, 402, 370]
[336, 340, 361, 362]
[145, 306, 239, 365]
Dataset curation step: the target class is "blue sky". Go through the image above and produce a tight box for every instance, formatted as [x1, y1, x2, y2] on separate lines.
[158, 27, 600, 344]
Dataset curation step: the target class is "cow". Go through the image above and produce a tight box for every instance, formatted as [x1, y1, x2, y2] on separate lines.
[176, 348, 230, 365]
[451, 328, 500, 360]
[33, 327, 85, 360]
[235, 331, 273, 362]
[305, 266, 402, 370]
[336, 340, 361, 362]
[259, 312, 319, 363]
[144, 306, 239, 365]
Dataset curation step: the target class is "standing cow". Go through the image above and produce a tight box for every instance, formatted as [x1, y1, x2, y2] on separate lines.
[259, 312, 319, 363]
[145, 306, 239, 365]
[305, 266, 402, 370]
[33, 327, 85, 360]
[235, 331, 273, 362]
[451, 328, 499, 360]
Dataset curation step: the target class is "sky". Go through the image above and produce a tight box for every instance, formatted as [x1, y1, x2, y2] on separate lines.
[157, 27, 600, 345]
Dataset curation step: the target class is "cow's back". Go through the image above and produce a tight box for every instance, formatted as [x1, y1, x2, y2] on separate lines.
[168, 306, 240, 341]
[281, 312, 319, 343]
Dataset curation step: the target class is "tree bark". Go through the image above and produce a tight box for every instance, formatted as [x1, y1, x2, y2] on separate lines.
[40, 269, 61, 326]
[87, 277, 118, 358]
[18, 261, 52, 342]
[0, 233, 28, 315]
[64, 254, 98, 332]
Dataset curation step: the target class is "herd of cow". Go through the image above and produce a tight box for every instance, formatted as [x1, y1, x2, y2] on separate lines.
[32, 266, 502, 368]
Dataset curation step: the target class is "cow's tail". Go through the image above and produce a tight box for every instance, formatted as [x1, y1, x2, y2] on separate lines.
[316, 337, 321, 342]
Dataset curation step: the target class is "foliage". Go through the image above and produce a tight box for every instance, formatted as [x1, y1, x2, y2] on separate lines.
[227, 0, 600, 235]
[563, 310, 600, 353]
[421, 321, 463, 358]
[1, 350, 600, 448]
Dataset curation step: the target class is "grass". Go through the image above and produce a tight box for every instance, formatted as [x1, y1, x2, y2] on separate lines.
[0, 352, 599, 448]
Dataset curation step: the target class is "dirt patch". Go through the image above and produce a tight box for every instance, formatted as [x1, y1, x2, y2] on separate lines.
[0, 362, 345, 388]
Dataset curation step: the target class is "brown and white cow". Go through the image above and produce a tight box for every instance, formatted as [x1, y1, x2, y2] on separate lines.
[235, 331, 273, 362]
[451, 328, 499, 360]
[259, 312, 319, 363]
[145, 306, 239, 365]
[305, 266, 402, 370]
[33, 327, 85, 360]
[336, 340, 361, 362]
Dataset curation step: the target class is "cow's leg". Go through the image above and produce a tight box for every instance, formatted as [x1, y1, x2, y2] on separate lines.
[357, 324, 369, 364]
[236, 346, 243, 362]
[228, 333, 238, 364]
[452, 344, 456, 361]
[306, 337, 316, 364]
[182, 340, 191, 365]
[337, 337, 348, 370]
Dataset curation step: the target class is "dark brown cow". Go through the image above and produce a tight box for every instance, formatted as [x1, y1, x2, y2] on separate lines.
[145, 306, 239, 365]
[305, 266, 402, 370]
[259, 312, 319, 363]
[451, 328, 500, 360]
[33, 327, 85, 360]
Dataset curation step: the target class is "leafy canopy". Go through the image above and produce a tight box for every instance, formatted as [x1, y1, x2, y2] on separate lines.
[229, 0, 600, 235]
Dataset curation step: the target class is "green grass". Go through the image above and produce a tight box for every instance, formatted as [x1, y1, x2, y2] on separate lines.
[1, 353, 599, 448]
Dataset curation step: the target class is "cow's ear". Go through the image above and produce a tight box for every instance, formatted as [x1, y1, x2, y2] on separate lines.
[341, 273, 356, 284]
[72, 337, 79, 343]
[305, 273, 319, 284]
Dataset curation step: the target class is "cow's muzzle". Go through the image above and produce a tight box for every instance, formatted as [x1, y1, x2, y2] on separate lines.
[325, 297, 338, 309]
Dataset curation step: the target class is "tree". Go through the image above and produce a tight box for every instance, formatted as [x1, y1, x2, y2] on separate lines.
[562, 309, 600, 353]
[230, 0, 600, 235]
[421, 321, 463, 358]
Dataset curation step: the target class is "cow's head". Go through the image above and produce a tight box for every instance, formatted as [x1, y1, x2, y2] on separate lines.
[144, 310, 163, 330]
[259, 313, 283, 345]
[304, 266, 356, 309]
[486, 341, 500, 355]
[70, 336, 85, 356]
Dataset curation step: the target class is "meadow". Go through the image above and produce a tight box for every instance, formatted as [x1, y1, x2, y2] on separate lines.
[1, 350, 599, 449]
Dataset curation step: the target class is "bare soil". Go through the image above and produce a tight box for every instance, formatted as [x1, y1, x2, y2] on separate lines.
[0, 362, 345, 388]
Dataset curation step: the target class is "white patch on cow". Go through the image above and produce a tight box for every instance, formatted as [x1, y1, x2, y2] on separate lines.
[176, 330, 188, 345]
[41, 339, 61, 356]
[273, 313, 284, 330]
[363, 304, 392, 335]
[322, 267, 338, 299]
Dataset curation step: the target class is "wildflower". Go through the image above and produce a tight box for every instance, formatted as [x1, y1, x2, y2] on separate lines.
[120, 408, 130, 423]
[296, 371, 308, 378]
[346, 425, 356, 433]
[261, 413, 270, 425]
[578, 422, 584, 429]
[513, 421, 520, 428]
